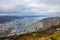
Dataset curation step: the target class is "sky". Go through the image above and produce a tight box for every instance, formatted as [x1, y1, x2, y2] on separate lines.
[0, 0, 60, 16]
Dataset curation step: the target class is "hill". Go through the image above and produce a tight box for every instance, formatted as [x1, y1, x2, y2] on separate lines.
[0, 16, 22, 23]
[1, 17, 60, 40]
[15, 17, 60, 40]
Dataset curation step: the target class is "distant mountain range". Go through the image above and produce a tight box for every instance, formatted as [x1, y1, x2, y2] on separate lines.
[0, 15, 47, 23]
[0, 15, 60, 23]
[0, 16, 23, 23]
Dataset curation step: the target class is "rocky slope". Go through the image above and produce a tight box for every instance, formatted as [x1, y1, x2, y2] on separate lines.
[29, 17, 60, 32]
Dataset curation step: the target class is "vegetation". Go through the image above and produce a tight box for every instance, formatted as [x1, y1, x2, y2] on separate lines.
[1, 24, 60, 40]
[0, 27, 14, 38]
[14, 24, 60, 40]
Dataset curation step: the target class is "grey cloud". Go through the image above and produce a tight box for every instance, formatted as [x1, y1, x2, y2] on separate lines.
[45, 0, 60, 5]
[0, 0, 60, 15]
[37, 0, 60, 5]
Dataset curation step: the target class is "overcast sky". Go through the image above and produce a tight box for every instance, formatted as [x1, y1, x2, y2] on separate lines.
[0, 0, 60, 16]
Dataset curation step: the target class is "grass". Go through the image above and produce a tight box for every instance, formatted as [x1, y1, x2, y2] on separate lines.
[14, 31, 60, 40]
[39, 32, 60, 40]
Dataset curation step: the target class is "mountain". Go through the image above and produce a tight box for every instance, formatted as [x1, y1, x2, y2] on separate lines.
[29, 17, 60, 32]
[0, 15, 45, 23]
[0, 16, 24, 23]
[1, 17, 60, 40]
[0, 16, 60, 39]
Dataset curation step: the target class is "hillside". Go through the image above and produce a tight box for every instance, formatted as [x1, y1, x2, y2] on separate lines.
[29, 17, 60, 31]
[15, 17, 60, 40]
[0, 17, 60, 40]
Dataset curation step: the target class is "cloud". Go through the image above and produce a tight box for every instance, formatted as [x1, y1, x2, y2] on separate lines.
[44, 0, 60, 5]
[0, 0, 60, 15]
[27, 2, 60, 12]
